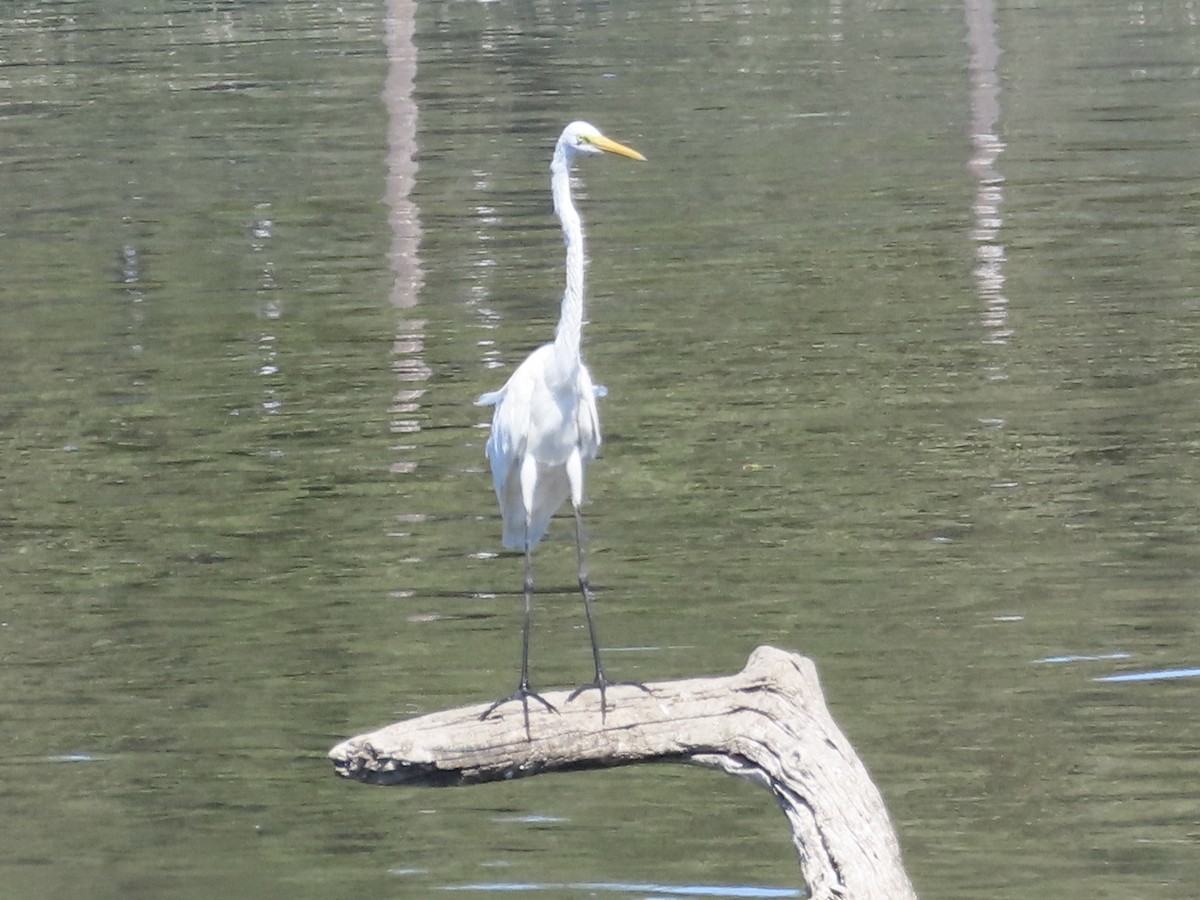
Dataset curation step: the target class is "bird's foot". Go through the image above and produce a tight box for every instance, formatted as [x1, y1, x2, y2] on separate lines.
[567, 675, 651, 721]
[480, 684, 557, 738]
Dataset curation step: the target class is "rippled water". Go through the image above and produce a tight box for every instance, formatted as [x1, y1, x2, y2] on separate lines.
[3, 1, 1200, 898]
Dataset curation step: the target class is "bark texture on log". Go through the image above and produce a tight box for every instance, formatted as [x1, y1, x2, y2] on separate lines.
[330, 645, 917, 900]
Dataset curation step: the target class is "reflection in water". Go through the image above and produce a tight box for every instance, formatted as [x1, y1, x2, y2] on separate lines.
[118, 173, 147, 359]
[118, 241, 146, 355]
[470, 167, 506, 374]
[250, 202, 283, 412]
[1034, 652, 1131, 664]
[964, 0, 1009, 356]
[385, 0, 429, 477]
[385, 0, 424, 312]
[1095, 668, 1200, 683]
[438, 882, 800, 897]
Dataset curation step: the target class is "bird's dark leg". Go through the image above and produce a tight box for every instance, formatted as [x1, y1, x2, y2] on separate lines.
[519, 540, 535, 690]
[566, 505, 650, 719]
[569, 504, 608, 715]
[481, 524, 555, 738]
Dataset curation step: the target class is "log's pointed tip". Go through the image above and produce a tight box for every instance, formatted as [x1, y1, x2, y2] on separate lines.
[328, 737, 358, 762]
[329, 736, 385, 777]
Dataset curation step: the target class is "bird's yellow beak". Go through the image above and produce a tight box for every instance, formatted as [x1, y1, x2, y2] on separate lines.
[588, 133, 646, 162]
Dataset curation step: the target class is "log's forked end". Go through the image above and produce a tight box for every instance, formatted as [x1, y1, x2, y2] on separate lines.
[741, 645, 822, 693]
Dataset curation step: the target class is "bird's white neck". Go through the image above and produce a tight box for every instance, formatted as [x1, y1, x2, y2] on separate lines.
[550, 148, 585, 372]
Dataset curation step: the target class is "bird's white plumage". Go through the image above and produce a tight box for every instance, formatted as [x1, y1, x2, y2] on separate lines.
[477, 343, 600, 549]
[476, 120, 641, 552]
[474, 121, 643, 721]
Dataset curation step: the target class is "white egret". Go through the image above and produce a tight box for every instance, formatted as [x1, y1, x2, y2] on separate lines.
[476, 121, 645, 727]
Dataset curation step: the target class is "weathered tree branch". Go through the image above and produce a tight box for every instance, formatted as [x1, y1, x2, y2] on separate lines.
[329, 645, 917, 900]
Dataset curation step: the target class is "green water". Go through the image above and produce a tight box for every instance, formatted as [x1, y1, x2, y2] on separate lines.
[3, 1, 1199, 898]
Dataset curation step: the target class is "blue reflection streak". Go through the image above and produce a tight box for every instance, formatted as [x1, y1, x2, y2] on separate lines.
[579, 886, 799, 898]
[1095, 668, 1200, 683]
[1033, 652, 1131, 664]
[441, 883, 800, 898]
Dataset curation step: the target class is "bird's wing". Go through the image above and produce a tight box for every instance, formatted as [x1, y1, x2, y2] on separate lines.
[576, 364, 602, 460]
[480, 373, 536, 501]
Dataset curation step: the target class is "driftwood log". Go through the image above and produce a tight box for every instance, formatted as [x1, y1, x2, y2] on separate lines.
[329, 645, 917, 900]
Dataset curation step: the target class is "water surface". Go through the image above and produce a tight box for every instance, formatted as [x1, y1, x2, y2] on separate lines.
[3, 1, 1199, 898]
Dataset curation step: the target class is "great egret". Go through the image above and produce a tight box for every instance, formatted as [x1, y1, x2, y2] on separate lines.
[476, 121, 645, 727]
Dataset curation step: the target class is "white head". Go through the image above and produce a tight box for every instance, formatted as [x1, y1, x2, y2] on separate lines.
[555, 121, 646, 164]
[559, 121, 607, 156]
